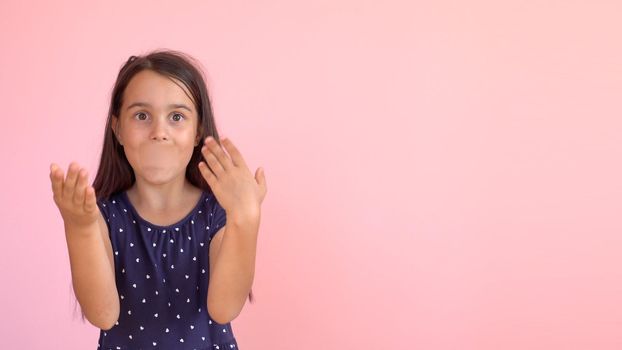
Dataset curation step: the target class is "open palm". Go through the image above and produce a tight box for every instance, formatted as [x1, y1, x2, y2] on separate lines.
[197, 137, 267, 218]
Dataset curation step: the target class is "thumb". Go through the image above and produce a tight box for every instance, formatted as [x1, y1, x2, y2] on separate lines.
[85, 186, 97, 213]
[255, 167, 267, 191]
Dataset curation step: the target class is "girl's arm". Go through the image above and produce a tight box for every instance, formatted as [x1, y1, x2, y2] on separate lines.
[65, 215, 119, 330]
[198, 136, 266, 324]
[207, 212, 260, 324]
[51, 162, 120, 330]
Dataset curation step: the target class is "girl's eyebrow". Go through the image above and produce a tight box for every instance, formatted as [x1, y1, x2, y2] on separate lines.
[126, 102, 193, 112]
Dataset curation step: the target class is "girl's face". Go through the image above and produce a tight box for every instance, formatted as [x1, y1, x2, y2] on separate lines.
[112, 69, 200, 186]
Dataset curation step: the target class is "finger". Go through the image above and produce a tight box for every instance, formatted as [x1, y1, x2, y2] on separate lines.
[203, 137, 233, 171]
[84, 186, 97, 213]
[73, 169, 88, 207]
[201, 145, 225, 178]
[50, 163, 64, 200]
[63, 162, 80, 200]
[256, 167, 267, 201]
[221, 138, 249, 169]
[258, 167, 267, 192]
[198, 161, 217, 185]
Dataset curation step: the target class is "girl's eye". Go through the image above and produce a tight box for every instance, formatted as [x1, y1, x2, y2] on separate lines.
[133, 112, 185, 121]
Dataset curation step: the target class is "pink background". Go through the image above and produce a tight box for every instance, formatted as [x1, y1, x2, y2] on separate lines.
[1, 0, 621, 349]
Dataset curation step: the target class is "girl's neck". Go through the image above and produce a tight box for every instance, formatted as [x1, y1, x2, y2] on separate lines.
[126, 179, 202, 213]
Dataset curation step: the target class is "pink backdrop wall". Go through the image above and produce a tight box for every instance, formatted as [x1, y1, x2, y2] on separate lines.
[1, 0, 620, 349]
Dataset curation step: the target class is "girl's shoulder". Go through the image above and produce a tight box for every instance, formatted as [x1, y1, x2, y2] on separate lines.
[95, 191, 126, 224]
[95, 189, 226, 229]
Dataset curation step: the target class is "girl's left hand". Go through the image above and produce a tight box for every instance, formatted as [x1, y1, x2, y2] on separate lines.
[198, 136, 267, 220]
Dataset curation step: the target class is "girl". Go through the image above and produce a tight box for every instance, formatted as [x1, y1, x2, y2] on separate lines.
[49, 49, 267, 349]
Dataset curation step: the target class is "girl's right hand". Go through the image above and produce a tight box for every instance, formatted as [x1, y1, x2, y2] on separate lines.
[50, 161, 99, 228]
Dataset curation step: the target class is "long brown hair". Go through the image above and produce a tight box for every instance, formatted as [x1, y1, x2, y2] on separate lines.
[73, 49, 254, 323]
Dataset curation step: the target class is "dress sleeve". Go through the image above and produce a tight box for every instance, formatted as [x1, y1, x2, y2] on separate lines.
[209, 197, 227, 241]
[96, 198, 112, 234]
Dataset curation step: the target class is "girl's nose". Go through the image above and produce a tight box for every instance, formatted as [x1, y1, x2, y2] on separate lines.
[150, 116, 169, 141]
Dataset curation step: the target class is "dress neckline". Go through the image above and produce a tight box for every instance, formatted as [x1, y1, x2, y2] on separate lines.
[120, 190, 207, 231]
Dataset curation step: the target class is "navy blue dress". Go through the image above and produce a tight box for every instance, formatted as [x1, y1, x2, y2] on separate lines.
[95, 189, 239, 349]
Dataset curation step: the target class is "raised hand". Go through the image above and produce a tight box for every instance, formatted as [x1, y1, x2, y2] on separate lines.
[49, 161, 100, 228]
[198, 136, 267, 220]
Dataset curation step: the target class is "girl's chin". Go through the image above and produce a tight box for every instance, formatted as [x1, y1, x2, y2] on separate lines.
[135, 167, 182, 184]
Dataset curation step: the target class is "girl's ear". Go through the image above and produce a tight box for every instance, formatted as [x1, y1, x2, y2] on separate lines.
[194, 131, 202, 147]
[112, 115, 123, 145]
